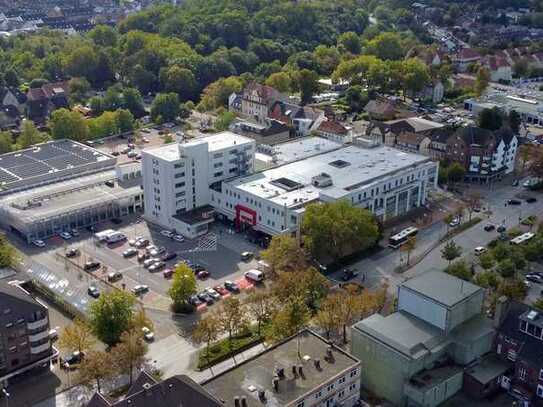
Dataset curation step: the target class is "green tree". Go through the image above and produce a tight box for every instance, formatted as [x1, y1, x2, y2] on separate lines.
[88, 290, 136, 346]
[265, 72, 292, 93]
[447, 162, 466, 185]
[197, 76, 243, 111]
[116, 109, 135, 133]
[478, 107, 504, 131]
[64, 45, 99, 84]
[479, 252, 495, 271]
[49, 109, 89, 141]
[122, 87, 146, 118]
[88, 25, 118, 47]
[338, 32, 362, 54]
[217, 297, 248, 349]
[367, 32, 404, 61]
[445, 260, 472, 281]
[192, 315, 220, 364]
[302, 200, 379, 262]
[533, 298, 543, 311]
[78, 351, 114, 393]
[441, 240, 462, 264]
[402, 58, 430, 97]
[473, 270, 500, 289]
[245, 291, 275, 336]
[111, 329, 147, 385]
[492, 242, 511, 262]
[497, 259, 516, 279]
[261, 234, 307, 276]
[509, 110, 521, 134]
[401, 237, 416, 265]
[151, 93, 180, 123]
[475, 66, 491, 96]
[0, 132, 12, 154]
[497, 277, 527, 300]
[294, 69, 319, 105]
[159, 65, 197, 102]
[68, 77, 91, 104]
[168, 263, 196, 310]
[58, 318, 96, 353]
[345, 85, 369, 113]
[18, 120, 46, 149]
[268, 296, 310, 342]
[214, 110, 236, 131]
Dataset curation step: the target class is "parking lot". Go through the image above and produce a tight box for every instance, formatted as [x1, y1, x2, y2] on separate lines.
[24, 215, 265, 313]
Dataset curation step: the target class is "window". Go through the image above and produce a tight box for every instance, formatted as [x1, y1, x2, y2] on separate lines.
[214, 162, 223, 168]
[338, 376, 346, 384]
[350, 369, 358, 377]
[519, 367, 527, 381]
[296, 402, 305, 407]
[327, 384, 334, 391]
[3, 309, 10, 314]
[213, 153, 224, 159]
[175, 172, 185, 179]
[537, 384, 543, 398]
[174, 162, 184, 169]
[214, 171, 223, 177]
[315, 391, 322, 399]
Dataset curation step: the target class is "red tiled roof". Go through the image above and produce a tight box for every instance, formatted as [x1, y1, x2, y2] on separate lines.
[317, 120, 348, 135]
[455, 48, 481, 61]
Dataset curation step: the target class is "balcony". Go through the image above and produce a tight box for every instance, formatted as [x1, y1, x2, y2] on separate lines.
[27, 317, 48, 330]
[29, 330, 49, 343]
[30, 341, 51, 355]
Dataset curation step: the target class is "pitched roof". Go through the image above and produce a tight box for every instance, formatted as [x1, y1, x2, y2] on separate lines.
[455, 48, 481, 60]
[454, 126, 495, 147]
[87, 372, 222, 407]
[364, 100, 396, 116]
[317, 120, 349, 135]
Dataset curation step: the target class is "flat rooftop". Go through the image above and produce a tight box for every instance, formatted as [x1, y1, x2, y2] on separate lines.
[401, 270, 481, 308]
[256, 137, 342, 166]
[353, 312, 446, 360]
[0, 170, 141, 223]
[0, 139, 114, 192]
[227, 145, 432, 208]
[203, 330, 359, 407]
[144, 132, 254, 162]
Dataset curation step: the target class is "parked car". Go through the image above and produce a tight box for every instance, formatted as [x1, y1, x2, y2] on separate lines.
[197, 292, 214, 305]
[31, 239, 45, 248]
[143, 258, 158, 268]
[526, 197, 537, 203]
[474, 247, 486, 256]
[192, 264, 206, 273]
[63, 351, 84, 369]
[240, 251, 254, 261]
[137, 252, 150, 262]
[149, 261, 166, 272]
[60, 232, 72, 240]
[65, 248, 80, 258]
[197, 270, 210, 279]
[245, 269, 264, 282]
[512, 180, 519, 187]
[160, 230, 174, 238]
[205, 288, 221, 300]
[484, 224, 495, 232]
[161, 252, 177, 262]
[150, 246, 166, 257]
[84, 261, 101, 271]
[188, 295, 202, 306]
[71, 229, 79, 237]
[132, 285, 149, 295]
[497, 225, 507, 233]
[162, 268, 173, 279]
[342, 268, 359, 281]
[224, 280, 240, 293]
[87, 285, 100, 298]
[507, 199, 522, 205]
[449, 217, 460, 227]
[123, 247, 138, 258]
[127, 150, 137, 158]
[173, 234, 184, 242]
[135, 239, 149, 248]
[213, 286, 229, 296]
[129, 236, 144, 246]
[107, 271, 123, 282]
[526, 274, 543, 284]
[142, 326, 154, 341]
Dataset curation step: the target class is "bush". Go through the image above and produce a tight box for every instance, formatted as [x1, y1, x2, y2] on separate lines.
[507, 227, 522, 238]
[170, 302, 195, 314]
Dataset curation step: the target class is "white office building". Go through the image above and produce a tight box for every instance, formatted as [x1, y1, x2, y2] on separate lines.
[142, 132, 255, 238]
[213, 145, 438, 236]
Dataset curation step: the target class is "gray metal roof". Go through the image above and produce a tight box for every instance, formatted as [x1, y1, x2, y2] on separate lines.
[400, 270, 481, 308]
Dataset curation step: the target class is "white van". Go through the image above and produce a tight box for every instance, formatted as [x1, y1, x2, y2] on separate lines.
[474, 246, 486, 256]
[106, 232, 127, 244]
[245, 269, 264, 282]
[94, 229, 116, 242]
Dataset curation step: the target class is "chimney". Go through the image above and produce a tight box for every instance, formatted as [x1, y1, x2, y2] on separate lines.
[314, 359, 321, 370]
[234, 397, 240, 407]
[493, 296, 509, 328]
[241, 396, 248, 407]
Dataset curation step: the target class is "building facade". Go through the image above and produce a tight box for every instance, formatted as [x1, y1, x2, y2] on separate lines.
[0, 281, 57, 388]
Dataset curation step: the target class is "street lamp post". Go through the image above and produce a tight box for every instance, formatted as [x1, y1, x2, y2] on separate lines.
[2, 388, 10, 407]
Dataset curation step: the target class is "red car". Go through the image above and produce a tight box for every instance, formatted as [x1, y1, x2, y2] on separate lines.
[162, 268, 173, 279]
[213, 285, 229, 296]
[197, 270, 210, 279]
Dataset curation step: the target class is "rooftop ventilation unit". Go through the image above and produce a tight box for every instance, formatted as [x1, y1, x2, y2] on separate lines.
[311, 173, 333, 188]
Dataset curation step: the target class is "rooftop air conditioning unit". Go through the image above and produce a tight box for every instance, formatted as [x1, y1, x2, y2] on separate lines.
[311, 173, 333, 188]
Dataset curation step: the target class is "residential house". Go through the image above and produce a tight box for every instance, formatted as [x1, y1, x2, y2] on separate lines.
[351, 271, 494, 407]
[315, 119, 353, 144]
[364, 100, 396, 121]
[0, 281, 58, 388]
[26, 81, 69, 122]
[494, 299, 543, 406]
[240, 82, 287, 124]
[268, 100, 325, 137]
[427, 128, 454, 160]
[203, 329, 362, 407]
[452, 48, 481, 72]
[446, 126, 518, 183]
[381, 117, 444, 153]
[481, 55, 513, 82]
[86, 370, 222, 407]
[230, 119, 291, 145]
[0, 88, 26, 115]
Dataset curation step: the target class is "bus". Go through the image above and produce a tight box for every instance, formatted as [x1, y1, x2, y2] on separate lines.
[388, 227, 419, 249]
[510, 232, 535, 245]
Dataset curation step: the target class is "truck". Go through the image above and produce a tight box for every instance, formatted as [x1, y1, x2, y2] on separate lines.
[94, 229, 116, 242]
